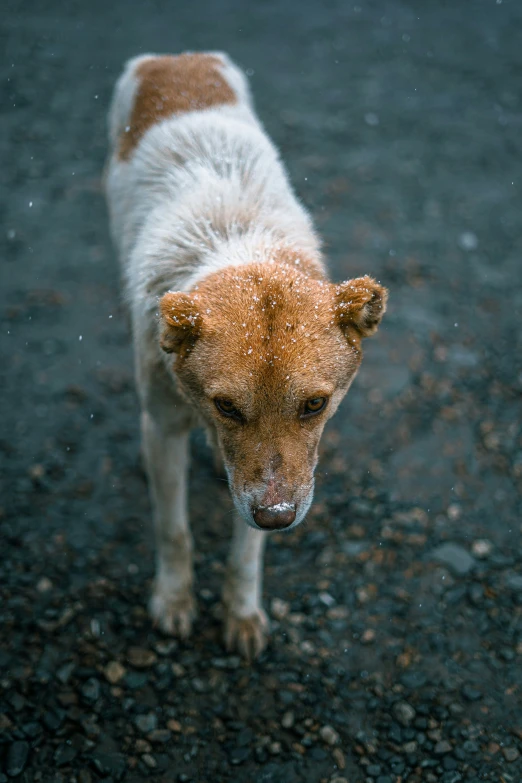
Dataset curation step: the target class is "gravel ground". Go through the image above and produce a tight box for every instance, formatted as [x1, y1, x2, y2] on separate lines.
[1, 0, 522, 781]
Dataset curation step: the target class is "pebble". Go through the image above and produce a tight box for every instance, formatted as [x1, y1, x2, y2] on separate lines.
[326, 605, 349, 620]
[230, 747, 250, 765]
[55, 744, 77, 766]
[135, 713, 158, 733]
[318, 591, 335, 606]
[281, 711, 295, 729]
[271, 597, 290, 620]
[104, 661, 126, 684]
[393, 701, 416, 727]
[319, 725, 340, 745]
[506, 574, 522, 591]
[6, 741, 29, 776]
[458, 231, 478, 250]
[36, 577, 53, 593]
[126, 647, 157, 668]
[430, 543, 475, 576]
[471, 539, 492, 558]
[81, 677, 100, 703]
[502, 747, 520, 762]
[461, 685, 482, 701]
[147, 729, 171, 744]
[435, 740, 452, 754]
[142, 753, 157, 769]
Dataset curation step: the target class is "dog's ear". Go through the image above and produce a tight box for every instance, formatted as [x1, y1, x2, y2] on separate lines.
[159, 291, 203, 355]
[335, 276, 388, 337]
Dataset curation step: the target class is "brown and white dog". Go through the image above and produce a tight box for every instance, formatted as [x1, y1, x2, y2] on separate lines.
[105, 52, 388, 660]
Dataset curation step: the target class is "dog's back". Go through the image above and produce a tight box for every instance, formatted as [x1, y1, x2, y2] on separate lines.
[105, 52, 323, 320]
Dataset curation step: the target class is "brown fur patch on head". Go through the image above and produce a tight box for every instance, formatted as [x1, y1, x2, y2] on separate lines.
[159, 263, 387, 522]
[271, 245, 326, 281]
[119, 54, 237, 160]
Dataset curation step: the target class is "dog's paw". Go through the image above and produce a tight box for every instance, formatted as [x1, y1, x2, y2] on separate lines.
[224, 608, 269, 662]
[149, 587, 196, 639]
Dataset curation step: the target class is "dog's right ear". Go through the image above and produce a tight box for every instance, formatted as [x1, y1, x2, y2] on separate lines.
[159, 292, 203, 355]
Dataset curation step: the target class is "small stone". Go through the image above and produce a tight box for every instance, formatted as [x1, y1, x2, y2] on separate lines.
[135, 713, 158, 733]
[393, 701, 416, 727]
[56, 662, 75, 684]
[36, 577, 53, 593]
[318, 591, 335, 606]
[81, 677, 100, 703]
[403, 741, 417, 753]
[55, 744, 77, 766]
[104, 661, 126, 684]
[447, 504, 461, 521]
[326, 605, 349, 620]
[147, 729, 171, 744]
[269, 741, 282, 754]
[430, 543, 475, 576]
[506, 574, 522, 591]
[167, 719, 182, 733]
[461, 685, 482, 701]
[154, 639, 178, 656]
[281, 711, 294, 729]
[271, 597, 290, 620]
[6, 741, 29, 776]
[330, 779, 349, 783]
[191, 678, 207, 693]
[319, 725, 340, 746]
[366, 764, 382, 776]
[142, 753, 157, 769]
[502, 747, 520, 762]
[127, 647, 157, 668]
[435, 740, 452, 754]
[230, 747, 250, 765]
[135, 739, 152, 753]
[458, 231, 478, 250]
[471, 539, 492, 558]
[361, 628, 375, 644]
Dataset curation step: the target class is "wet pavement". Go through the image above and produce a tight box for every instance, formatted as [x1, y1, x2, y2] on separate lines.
[1, 0, 522, 780]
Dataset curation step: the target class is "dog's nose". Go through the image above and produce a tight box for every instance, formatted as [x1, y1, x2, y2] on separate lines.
[253, 503, 296, 530]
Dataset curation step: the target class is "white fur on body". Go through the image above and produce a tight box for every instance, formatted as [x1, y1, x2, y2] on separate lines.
[105, 52, 323, 654]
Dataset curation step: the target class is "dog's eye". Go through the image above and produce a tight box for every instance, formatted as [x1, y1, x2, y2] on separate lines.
[215, 398, 242, 420]
[302, 396, 328, 417]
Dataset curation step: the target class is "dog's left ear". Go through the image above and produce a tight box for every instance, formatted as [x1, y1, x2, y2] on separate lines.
[335, 276, 388, 337]
[159, 291, 203, 355]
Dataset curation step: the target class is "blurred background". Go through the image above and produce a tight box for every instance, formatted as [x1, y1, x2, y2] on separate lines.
[1, 0, 521, 781]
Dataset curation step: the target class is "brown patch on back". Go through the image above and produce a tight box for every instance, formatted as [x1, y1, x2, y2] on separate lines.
[119, 54, 237, 160]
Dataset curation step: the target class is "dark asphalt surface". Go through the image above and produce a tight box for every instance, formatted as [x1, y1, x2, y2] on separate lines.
[1, 1, 522, 781]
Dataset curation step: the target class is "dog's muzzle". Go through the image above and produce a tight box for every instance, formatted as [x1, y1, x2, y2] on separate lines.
[252, 502, 296, 530]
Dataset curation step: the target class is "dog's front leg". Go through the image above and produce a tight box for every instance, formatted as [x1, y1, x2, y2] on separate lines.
[141, 411, 195, 638]
[223, 514, 268, 661]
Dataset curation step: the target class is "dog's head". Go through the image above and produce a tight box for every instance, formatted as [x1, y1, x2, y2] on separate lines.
[160, 263, 387, 531]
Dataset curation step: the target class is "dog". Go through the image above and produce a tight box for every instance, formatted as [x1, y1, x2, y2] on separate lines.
[105, 51, 388, 660]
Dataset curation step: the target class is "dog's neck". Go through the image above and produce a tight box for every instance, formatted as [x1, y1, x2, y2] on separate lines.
[183, 231, 326, 293]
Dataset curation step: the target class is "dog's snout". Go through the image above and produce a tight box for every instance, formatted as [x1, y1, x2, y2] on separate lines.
[253, 503, 296, 530]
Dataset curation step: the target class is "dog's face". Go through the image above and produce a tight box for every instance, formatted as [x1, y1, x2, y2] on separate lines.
[160, 264, 387, 531]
